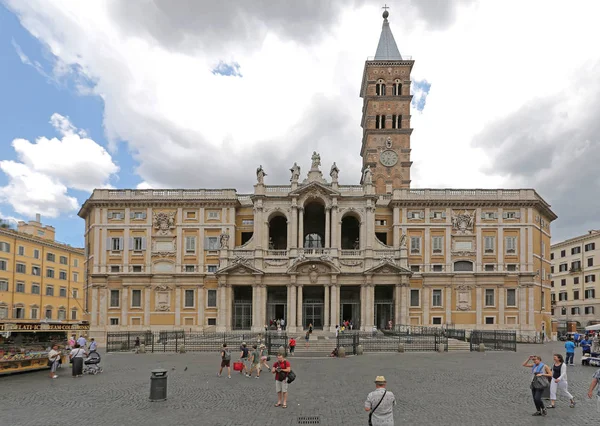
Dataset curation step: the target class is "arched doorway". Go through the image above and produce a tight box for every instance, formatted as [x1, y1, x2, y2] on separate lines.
[341, 215, 360, 249]
[268, 215, 287, 249]
[303, 202, 325, 248]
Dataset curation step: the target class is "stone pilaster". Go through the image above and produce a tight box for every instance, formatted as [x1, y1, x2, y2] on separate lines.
[498, 287, 505, 325]
[287, 284, 297, 332]
[365, 284, 374, 328]
[290, 204, 298, 249]
[476, 287, 483, 325]
[252, 285, 259, 330]
[528, 286, 535, 325]
[298, 208, 304, 248]
[175, 286, 181, 326]
[144, 287, 151, 326]
[296, 285, 303, 329]
[121, 287, 128, 326]
[519, 287, 527, 326]
[393, 206, 400, 247]
[325, 207, 331, 248]
[331, 202, 338, 248]
[394, 284, 401, 325]
[91, 287, 98, 326]
[324, 284, 330, 329]
[422, 287, 430, 325]
[99, 287, 107, 327]
[360, 285, 366, 330]
[197, 285, 205, 328]
[445, 286, 452, 324]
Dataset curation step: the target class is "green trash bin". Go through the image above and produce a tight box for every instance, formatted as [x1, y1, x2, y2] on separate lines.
[149, 369, 168, 402]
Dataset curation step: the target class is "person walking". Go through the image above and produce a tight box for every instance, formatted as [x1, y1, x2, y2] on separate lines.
[304, 331, 310, 349]
[288, 337, 296, 356]
[565, 337, 575, 366]
[48, 344, 61, 379]
[249, 344, 261, 379]
[69, 343, 86, 378]
[364, 375, 396, 426]
[239, 342, 251, 377]
[523, 355, 552, 416]
[574, 332, 580, 347]
[280, 318, 285, 331]
[548, 354, 575, 409]
[259, 344, 270, 371]
[218, 343, 232, 378]
[587, 367, 600, 413]
[308, 323, 313, 334]
[68, 335, 76, 349]
[272, 353, 291, 409]
[77, 335, 87, 349]
[89, 338, 98, 354]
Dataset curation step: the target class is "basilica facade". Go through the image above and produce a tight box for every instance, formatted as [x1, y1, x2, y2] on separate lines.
[79, 12, 556, 342]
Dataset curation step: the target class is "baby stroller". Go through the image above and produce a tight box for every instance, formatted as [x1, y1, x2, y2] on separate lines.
[82, 351, 103, 375]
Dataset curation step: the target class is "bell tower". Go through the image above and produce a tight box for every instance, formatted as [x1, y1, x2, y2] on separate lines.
[359, 10, 414, 193]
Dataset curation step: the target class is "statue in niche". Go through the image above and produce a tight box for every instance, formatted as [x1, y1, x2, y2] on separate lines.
[311, 151, 321, 169]
[353, 238, 360, 250]
[219, 232, 230, 249]
[256, 165, 267, 184]
[329, 162, 339, 180]
[363, 166, 373, 184]
[290, 162, 301, 182]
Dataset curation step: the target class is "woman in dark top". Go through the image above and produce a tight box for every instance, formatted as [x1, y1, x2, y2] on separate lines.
[69, 343, 86, 377]
[549, 354, 575, 409]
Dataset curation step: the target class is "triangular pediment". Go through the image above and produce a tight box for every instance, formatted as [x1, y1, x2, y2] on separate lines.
[217, 260, 263, 275]
[365, 260, 412, 275]
[289, 181, 340, 198]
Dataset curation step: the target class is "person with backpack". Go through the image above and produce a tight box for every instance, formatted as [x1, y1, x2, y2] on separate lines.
[364, 375, 396, 426]
[239, 342, 250, 377]
[218, 343, 232, 378]
[272, 353, 291, 408]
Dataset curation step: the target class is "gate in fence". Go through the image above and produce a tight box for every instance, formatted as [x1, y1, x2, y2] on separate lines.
[470, 330, 517, 351]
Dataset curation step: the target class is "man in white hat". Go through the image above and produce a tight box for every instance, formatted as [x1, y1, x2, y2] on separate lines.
[365, 375, 396, 425]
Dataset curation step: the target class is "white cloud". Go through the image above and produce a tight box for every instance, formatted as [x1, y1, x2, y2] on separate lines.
[5, 0, 600, 239]
[0, 161, 79, 217]
[136, 181, 153, 189]
[0, 114, 118, 217]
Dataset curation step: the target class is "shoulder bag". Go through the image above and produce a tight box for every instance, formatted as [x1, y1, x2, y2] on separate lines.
[530, 364, 549, 390]
[368, 390, 387, 426]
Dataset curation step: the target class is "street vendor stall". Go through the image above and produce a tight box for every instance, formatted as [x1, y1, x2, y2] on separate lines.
[0, 322, 89, 375]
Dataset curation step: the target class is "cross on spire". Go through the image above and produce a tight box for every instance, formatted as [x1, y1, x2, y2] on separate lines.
[382, 4, 390, 11]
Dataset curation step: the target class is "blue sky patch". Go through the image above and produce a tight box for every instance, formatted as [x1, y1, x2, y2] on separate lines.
[411, 79, 431, 112]
[211, 60, 242, 77]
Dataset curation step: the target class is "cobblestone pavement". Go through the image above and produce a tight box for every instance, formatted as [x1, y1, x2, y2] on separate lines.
[2, 342, 599, 426]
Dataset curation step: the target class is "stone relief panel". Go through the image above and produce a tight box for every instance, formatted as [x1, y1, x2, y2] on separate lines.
[456, 284, 472, 311]
[153, 211, 176, 236]
[451, 210, 475, 235]
[154, 284, 172, 312]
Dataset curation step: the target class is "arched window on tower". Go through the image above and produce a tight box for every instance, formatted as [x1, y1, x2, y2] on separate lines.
[376, 79, 386, 96]
[375, 115, 386, 129]
[391, 115, 402, 129]
[392, 115, 397, 129]
[392, 79, 402, 96]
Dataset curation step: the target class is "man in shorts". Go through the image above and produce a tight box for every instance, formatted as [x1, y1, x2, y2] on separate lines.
[249, 344, 261, 378]
[218, 343, 231, 379]
[272, 353, 291, 408]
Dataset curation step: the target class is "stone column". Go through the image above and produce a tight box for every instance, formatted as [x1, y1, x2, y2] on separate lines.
[290, 205, 298, 249]
[331, 204, 338, 248]
[99, 288, 107, 327]
[365, 284, 374, 328]
[394, 284, 401, 325]
[498, 228, 504, 269]
[144, 287, 151, 326]
[296, 285, 303, 329]
[123, 227, 130, 269]
[325, 207, 331, 248]
[217, 284, 227, 332]
[424, 226, 431, 271]
[422, 287, 430, 325]
[476, 287, 483, 325]
[360, 286, 366, 330]
[331, 284, 340, 330]
[401, 282, 409, 325]
[393, 207, 401, 247]
[91, 287, 98, 326]
[287, 284, 296, 332]
[226, 285, 233, 330]
[498, 287, 505, 325]
[528, 286, 535, 325]
[121, 287, 128, 326]
[324, 284, 330, 329]
[298, 208, 304, 249]
[175, 287, 181, 326]
[252, 285, 259, 330]
[197, 286, 205, 329]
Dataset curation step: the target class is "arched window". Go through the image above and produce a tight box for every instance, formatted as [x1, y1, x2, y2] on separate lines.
[454, 261, 474, 272]
[57, 307, 66, 321]
[376, 79, 386, 96]
[376, 115, 386, 129]
[0, 303, 8, 319]
[13, 303, 25, 319]
[304, 233, 323, 248]
[71, 308, 78, 321]
[391, 115, 402, 129]
[44, 306, 53, 320]
[392, 79, 402, 96]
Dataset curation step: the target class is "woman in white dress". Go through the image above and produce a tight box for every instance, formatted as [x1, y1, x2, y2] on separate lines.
[548, 354, 575, 409]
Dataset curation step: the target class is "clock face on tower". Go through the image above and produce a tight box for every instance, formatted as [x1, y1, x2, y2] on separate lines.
[379, 150, 399, 167]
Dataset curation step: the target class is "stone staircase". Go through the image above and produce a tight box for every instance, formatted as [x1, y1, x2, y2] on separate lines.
[446, 338, 471, 352]
[286, 332, 339, 357]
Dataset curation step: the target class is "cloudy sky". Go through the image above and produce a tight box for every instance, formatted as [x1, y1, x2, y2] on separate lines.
[0, 0, 599, 246]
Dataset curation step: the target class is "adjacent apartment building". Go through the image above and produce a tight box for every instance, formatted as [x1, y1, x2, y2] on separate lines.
[0, 215, 86, 331]
[551, 230, 600, 331]
[78, 11, 556, 343]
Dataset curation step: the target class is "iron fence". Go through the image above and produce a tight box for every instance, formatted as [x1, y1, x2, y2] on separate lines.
[337, 330, 446, 352]
[470, 330, 517, 352]
[445, 329, 466, 341]
[516, 334, 544, 344]
[106, 331, 287, 354]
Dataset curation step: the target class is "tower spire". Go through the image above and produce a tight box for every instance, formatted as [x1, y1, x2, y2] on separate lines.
[374, 8, 402, 60]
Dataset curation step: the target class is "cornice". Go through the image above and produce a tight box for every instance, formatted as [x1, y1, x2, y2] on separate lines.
[0, 228, 84, 255]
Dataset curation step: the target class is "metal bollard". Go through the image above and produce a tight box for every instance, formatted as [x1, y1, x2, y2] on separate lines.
[149, 369, 168, 402]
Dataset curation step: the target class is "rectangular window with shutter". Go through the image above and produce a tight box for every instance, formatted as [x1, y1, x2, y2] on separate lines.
[132, 237, 145, 251]
[430, 211, 445, 220]
[503, 211, 520, 220]
[205, 237, 220, 251]
[110, 237, 123, 251]
[184, 289, 195, 308]
[0, 242, 11, 253]
[482, 211, 498, 220]
[484, 236, 495, 254]
[185, 236, 196, 254]
[432, 236, 443, 254]
[131, 289, 142, 308]
[207, 289, 217, 307]
[505, 236, 517, 255]
[410, 237, 421, 254]
[131, 211, 146, 220]
[410, 289, 420, 307]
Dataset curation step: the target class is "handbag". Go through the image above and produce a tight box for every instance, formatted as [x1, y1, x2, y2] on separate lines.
[368, 390, 387, 426]
[233, 361, 244, 371]
[287, 370, 296, 384]
[530, 364, 549, 390]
